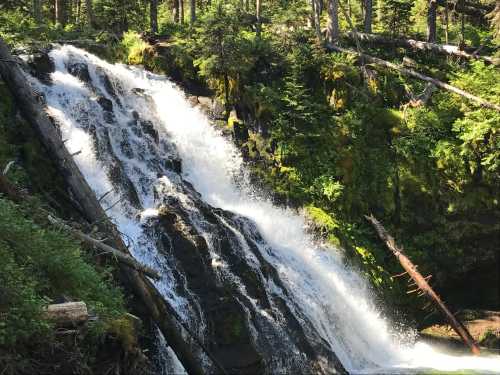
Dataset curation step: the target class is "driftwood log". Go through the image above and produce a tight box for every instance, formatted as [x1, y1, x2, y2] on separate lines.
[327, 44, 500, 112]
[344, 32, 499, 65]
[0, 37, 223, 375]
[365, 214, 481, 355]
[45, 302, 89, 326]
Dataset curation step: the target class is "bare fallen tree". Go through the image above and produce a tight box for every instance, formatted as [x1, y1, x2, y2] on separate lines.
[344, 31, 499, 65]
[365, 214, 481, 355]
[327, 43, 500, 111]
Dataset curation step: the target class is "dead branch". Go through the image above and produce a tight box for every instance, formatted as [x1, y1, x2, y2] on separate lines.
[47, 215, 160, 280]
[327, 44, 500, 111]
[344, 32, 499, 65]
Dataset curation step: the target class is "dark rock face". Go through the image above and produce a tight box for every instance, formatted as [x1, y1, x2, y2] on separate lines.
[233, 121, 249, 146]
[66, 61, 91, 84]
[28, 50, 55, 84]
[97, 96, 113, 112]
[145, 179, 346, 374]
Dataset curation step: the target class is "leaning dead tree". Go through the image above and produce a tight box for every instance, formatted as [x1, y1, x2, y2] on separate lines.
[365, 215, 481, 355]
[344, 32, 500, 65]
[327, 44, 500, 111]
[0, 37, 225, 375]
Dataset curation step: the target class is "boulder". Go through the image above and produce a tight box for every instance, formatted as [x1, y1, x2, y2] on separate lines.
[28, 50, 54, 84]
[66, 61, 91, 84]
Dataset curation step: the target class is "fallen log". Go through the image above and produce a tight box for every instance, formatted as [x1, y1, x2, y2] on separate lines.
[365, 214, 481, 355]
[344, 32, 499, 65]
[327, 44, 500, 111]
[0, 37, 223, 375]
[47, 215, 161, 280]
[45, 302, 89, 326]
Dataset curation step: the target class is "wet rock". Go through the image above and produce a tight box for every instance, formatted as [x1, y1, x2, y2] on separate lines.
[97, 67, 122, 106]
[132, 87, 146, 96]
[230, 109, 248, 146]
[164, 158, 182, 174]
[28, 50, 54, 84]
[140, 120, 159, 144]
[97, 96, 113, 112]
[67, 62, 91, 84]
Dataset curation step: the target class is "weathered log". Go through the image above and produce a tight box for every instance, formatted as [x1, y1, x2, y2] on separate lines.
[45, 302, 89, 326]
[327, 44, 500, 111]
[0, 37, 222, 375]
[344, 32, 499, 65]
[365, 214, 481, 355]
[47, 215, 161, 280]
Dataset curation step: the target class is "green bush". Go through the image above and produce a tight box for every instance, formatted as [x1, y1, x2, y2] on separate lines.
[0, 198, 126, 347]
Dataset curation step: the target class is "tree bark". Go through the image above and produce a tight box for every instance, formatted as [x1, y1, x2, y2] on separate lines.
[55, 0, 67, 27]
[343, 31, 500, 65]
[190, 0, 196, 23]
[363, 0, 372, 33]
[365, 215, 481, 355]
[84, 0, 96, 28]
[0, 38, 223, 375]
[173, 0, 179, 23]
[179, 0, 185, 24]
[150, 0, 158, 33]
[326, 0, 340, 44]
[33, 0, 43, 24]
[45, 302, 89, 326]
[312, 0, 322, 42]
[256, 0, 262, 36]
[428, 0, 438, 43]
[327, 43, 500, 111]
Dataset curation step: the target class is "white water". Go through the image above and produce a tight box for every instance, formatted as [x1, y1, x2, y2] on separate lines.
[33, 45, 500, 374]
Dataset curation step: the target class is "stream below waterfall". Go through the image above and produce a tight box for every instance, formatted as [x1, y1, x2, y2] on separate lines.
[26, 45, 500, 374]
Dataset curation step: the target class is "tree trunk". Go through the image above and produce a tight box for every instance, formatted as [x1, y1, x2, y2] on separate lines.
[179, 0, 184, 24]
[0, 38, 223, 375]
[33, 0, 43, 24]
[326, 0, 340, 44]
[190, 0, 196, 23]
[364, 0, 372, 33]
[45, 302, 89, 326]
[84, 0, 95, 28]
[173, 0, 179, 23]
[150, 0, 158, 33]
[55, 0, 67, 26]
[428, 0, 437, 42]
[327, 44, 500, 111]
[344, 31, 499, 65]
[312, 0, 322, 42]
[444, 0, 449, 44]
[256, 0, 262, 36]
[365, 215, 481, 356]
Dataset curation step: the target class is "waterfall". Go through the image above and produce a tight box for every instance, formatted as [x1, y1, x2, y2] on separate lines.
[29, 45, 500, 374]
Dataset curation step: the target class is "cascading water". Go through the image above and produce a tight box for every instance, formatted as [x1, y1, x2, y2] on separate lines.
[27, 45, 500, 374]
